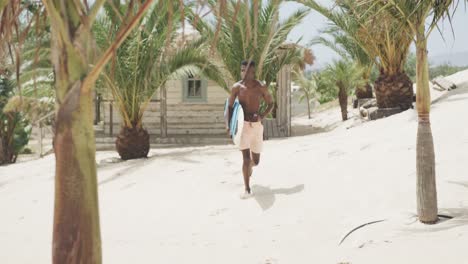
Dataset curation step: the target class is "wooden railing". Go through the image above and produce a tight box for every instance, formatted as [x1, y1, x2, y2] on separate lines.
[36, 111, 55, 157]
[99, 98, 161, 136]
[262, 118, 288, 140]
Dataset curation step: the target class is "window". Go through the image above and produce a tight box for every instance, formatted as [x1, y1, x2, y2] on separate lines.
[187, 78, 202, 98]
[183, 74, 207, 102]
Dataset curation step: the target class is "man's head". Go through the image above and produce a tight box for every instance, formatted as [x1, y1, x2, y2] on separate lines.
[240, 60, 255, 80]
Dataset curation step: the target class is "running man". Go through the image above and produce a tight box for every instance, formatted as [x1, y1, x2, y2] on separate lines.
[227, 60, 274, 199]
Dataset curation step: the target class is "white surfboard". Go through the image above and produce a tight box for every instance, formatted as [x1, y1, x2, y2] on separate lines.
[232, 104, 244, 146]
[224, 98, 244, 146]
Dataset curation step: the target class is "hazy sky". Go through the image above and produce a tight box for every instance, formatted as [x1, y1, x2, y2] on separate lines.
[279, 1, 468, 68]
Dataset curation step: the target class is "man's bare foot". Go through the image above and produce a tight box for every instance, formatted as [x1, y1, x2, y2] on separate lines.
[240, 189, 254, 199]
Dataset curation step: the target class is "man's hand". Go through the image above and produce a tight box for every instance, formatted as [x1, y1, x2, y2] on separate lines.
[260, 84, 274, 120]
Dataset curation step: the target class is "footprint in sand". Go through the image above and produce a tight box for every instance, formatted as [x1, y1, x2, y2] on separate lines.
[358, 239, 375, 248]
[120, 182, 136, 190]
[263, 258, 278, 264]
[360, 144, 372, 150]
[328, 150, 346, 157]
[209, 208, 228, 216]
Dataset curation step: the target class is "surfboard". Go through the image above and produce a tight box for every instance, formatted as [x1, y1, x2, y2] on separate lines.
[223, 98, 230, 129]
[224, 98, 244, 146]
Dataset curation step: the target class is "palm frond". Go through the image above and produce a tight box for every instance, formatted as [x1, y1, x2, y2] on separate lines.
[302, 0, 412, 75]
[96, 1, 227, 128]
[190, 0, 310, 85]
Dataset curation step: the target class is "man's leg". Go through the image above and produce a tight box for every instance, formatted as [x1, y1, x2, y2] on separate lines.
[251, 152, 260, 167]
[250, 122, 263, 171]
[241, 149, 252, 193]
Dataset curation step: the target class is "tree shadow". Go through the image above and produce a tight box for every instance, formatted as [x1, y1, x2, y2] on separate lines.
[444, 95, 468, 103]
[291, 124, 337, 137]
[401, 207, 468, 234]
[447, 180, 468, 189]
[252, 184, 305, 211]
[432, 85, 468, 105]
[98, 149, 200, 185]
[409, 85, 468, 120]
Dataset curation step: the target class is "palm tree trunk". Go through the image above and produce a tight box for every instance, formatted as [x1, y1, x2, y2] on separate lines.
[338, 82, 348, 121]
[0, 1, 8, 12]
[306, 93, 311, 119]
[46, 1, 154, 262]
[0, 114, 17, 164]
[415, 23, 438, 224]
[357, 72, 373, 99]
[48, 4, 101, 263]
[53, 83, 101, 263]
[0, 127, 8, 164]
[0, 138, 4, 164]
[116, 125, 150, 160]
[374, 71, 413, 109]
[356, 82, 373, 99]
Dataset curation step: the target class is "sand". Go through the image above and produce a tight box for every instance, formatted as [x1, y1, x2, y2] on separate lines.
[1, 70, 468, 263]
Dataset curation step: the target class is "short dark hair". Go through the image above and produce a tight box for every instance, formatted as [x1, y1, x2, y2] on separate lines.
[241, 60, 255, 67]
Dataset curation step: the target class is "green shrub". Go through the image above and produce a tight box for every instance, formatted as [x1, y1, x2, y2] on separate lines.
[0, 77, 32, 165]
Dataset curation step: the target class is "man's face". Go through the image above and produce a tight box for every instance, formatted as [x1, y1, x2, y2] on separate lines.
[240, 64, 255, 80]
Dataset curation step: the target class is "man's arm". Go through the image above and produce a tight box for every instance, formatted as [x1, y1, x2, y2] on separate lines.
[259, 83, 274, 120]
[227, 84, 239, 131]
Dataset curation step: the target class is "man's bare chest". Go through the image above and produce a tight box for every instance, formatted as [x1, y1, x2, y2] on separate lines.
[238, 86, 262, 101]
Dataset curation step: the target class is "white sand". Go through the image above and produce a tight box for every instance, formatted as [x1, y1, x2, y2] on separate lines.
[1, 70, 468, 263]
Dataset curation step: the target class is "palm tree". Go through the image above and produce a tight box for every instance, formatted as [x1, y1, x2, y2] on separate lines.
[296, 0, 414, 110]
[40, 0, 154, 262]
[190, 0, 310, 86]
[1, 1, 45, 98]
[0, 76, 31, 164]
[0, 0, 51, 95]
[0, 1, 51, 164]
[291, 46, 316, 73]
[311, 25, 374, 99]
[292, 70, 319, 119]
[364, 0, 467, 224]
[323, 60, 365, 121]
[18, 21, 53, 95]
[7, 5, 55, 117]
[0, 0, 19, 66]
[94, 1, 227, 160]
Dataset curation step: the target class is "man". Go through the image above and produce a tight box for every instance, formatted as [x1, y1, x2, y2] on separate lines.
[228, 60, 274, 199]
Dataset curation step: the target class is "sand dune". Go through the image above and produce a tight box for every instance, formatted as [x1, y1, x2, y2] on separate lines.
[1, 70, 468, 263]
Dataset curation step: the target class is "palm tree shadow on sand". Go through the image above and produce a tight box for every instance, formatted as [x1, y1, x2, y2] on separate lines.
[251, 184, 304, 211]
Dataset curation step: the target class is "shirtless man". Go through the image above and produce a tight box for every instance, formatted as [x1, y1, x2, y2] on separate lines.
[228, 60, 274, 199]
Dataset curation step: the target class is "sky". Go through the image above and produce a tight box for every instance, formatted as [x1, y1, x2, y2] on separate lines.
[279, 0, 468, 68]
[93, 0, 467, 68]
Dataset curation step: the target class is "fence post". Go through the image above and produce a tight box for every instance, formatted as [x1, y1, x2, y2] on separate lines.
[94, 93, 101, 125]
[160, 85, 167, 137]
[109, 102, 113, 136]
[39, 122, 43, 158]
